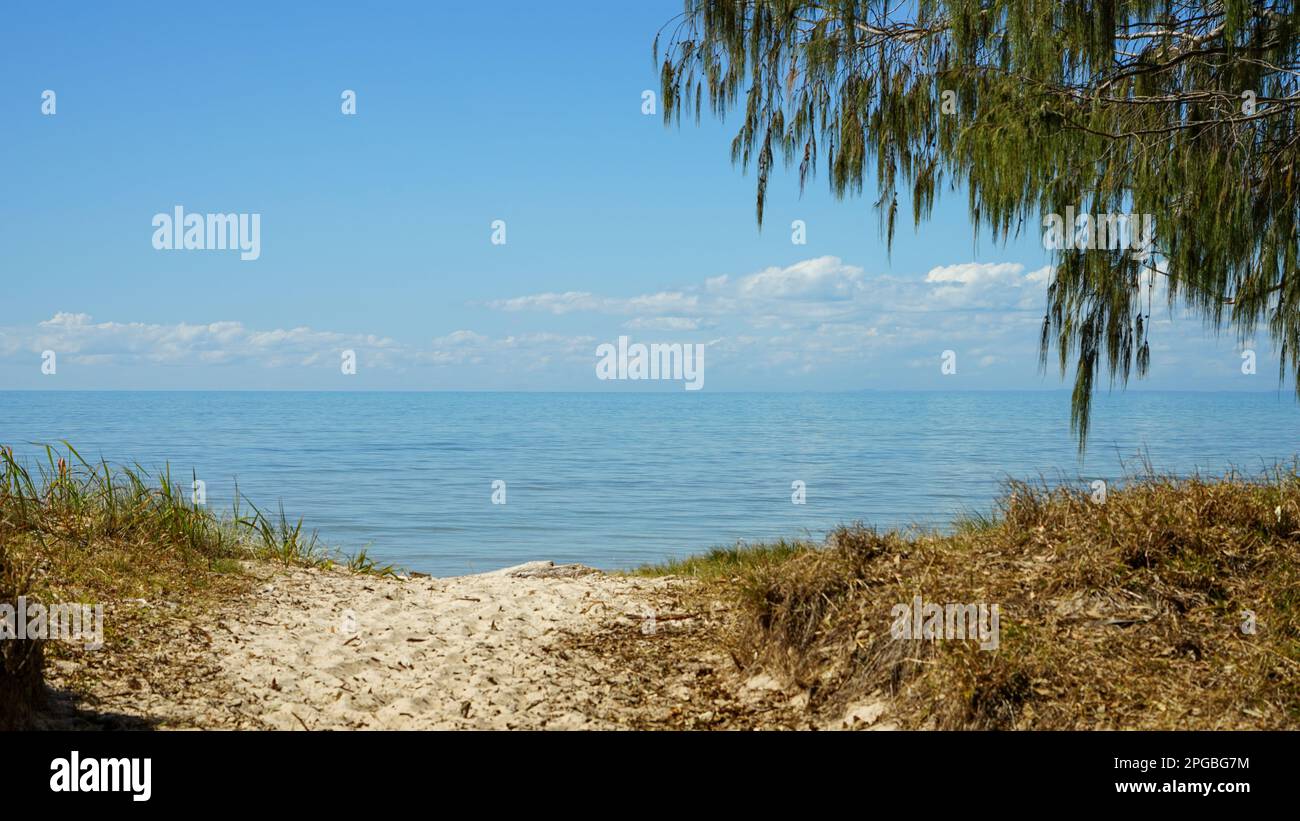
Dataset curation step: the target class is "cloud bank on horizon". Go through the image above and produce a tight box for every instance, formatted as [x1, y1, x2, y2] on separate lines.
[0, 256, 1276, 392]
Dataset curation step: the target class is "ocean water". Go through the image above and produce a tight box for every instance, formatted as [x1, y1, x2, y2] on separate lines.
[1, 390, 1297, 575]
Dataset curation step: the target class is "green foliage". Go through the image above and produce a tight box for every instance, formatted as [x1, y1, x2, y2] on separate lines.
[630, 538, 815, 578]
[0, 442, 399, 582]
[657, 1, 1300, 446]
[344, 547, 399, 577]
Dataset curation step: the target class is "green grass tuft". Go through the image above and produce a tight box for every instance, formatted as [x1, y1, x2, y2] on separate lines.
[0, 441, 403, 728]
[630, 539, 815, 580]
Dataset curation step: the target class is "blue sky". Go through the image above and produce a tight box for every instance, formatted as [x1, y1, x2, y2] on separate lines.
[0, 0, 1282, 393]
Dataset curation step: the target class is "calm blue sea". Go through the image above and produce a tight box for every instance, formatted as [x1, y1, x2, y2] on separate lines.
[1, 391, 1297, 575]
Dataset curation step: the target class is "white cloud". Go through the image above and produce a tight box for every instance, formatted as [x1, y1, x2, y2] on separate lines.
[3, 313, 400, 370]
[0, 313, 610, 381]
[474, 255, 1060, 377]
[623, 316, 703, 331]
[735, 256, 866, 300]
[487, 290, 699, 316]
[490, 256, 1050, 324]
[10, 255, 1043, 383]
[921, 262, 1050, 311]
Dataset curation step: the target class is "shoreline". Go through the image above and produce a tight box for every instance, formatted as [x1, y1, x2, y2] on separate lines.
[9, 451, 1296, 731]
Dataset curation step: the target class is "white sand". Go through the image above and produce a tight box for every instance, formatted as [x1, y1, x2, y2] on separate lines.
[44, 560, 889, 730]
[216, 561, 683, 729]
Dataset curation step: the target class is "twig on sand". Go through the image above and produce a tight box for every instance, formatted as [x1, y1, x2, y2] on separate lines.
[624, 612, 700, 622]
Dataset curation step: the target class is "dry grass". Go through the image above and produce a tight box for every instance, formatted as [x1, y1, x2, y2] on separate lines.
[0, 443, 395, 730]
[727, 470, 1300, 729]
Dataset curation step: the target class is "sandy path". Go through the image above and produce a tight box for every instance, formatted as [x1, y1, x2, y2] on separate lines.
[211, 562, 682, 729]
[42, 560, 889, 730]
[45, 561, 815, 730]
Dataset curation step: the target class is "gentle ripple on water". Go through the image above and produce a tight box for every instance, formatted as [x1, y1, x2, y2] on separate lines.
[1, 390, 1296, 575]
